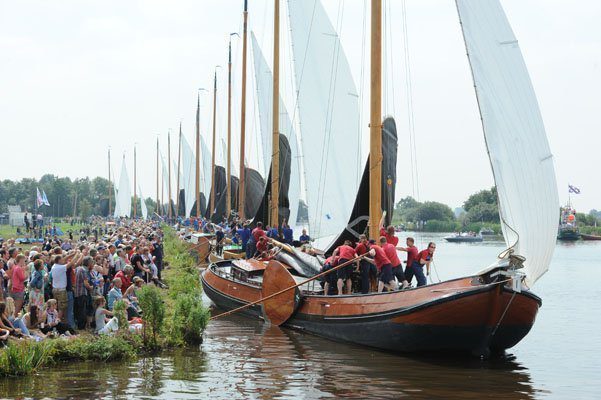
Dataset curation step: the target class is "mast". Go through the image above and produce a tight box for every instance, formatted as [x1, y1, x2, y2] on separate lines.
[156, 138, 160, 216]
[133, 146, 137, 219]
[369, 0, 382, 240]
[210, 71, 218, 218]
[238, 0, 249, 220]
[270, 0, 280, 228]
[195, 91, 201, 218]
[176, 122, 182, 218]
[226, 36, 234, 219]
[168, 131, 172, 219]
[108, 148, 112, 217]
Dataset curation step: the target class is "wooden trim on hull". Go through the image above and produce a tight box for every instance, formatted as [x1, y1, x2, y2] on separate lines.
[201, 265, 541, 355]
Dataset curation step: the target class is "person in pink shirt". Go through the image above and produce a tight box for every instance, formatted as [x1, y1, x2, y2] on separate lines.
[9, 255, 27, 317]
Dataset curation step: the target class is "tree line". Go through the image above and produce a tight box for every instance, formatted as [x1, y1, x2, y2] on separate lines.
[0, 175, 157, 219]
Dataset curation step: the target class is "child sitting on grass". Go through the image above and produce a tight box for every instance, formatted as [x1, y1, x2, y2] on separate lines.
[94, 296, 118, 335]
[41, 299, 75, 336]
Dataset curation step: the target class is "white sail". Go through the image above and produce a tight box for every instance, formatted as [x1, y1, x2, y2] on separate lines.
[114, 157, 132, 218]
[161, 153, 170, 213]
[200, 136, 212, 199]
[456, 0, 559, 286]
[113, 185, 120, 218]
[181, 134, 197, 218]
[250, 32, 301, 226]
[287, 0, 361, 240]
[138, 184, 148, 220]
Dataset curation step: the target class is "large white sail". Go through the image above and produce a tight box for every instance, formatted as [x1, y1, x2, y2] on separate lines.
[114, 157, 132, 218]
[138, 184, 148, 220]
[200, 136, 212, 199]
[161, 153, 170, 213]
[112, 185, 120, 218]
[181, 134, 197, 218]
[456, 0, 559, 286]
[287, 0, 361, 240]
[250, 31, 301, 226]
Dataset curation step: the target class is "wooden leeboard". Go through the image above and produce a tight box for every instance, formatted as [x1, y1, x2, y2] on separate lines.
[261, 261, 301, 326]
[196, 236, 211, 263]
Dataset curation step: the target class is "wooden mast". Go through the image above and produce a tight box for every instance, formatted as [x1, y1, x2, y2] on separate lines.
[271, 0, 280, 228]
[156, 138, 160, 216]
[108, 148, 111, 217]
[133, 146, 137, 218]
[195, 91, 201, 218]
[168, 131, 172, 219]
[369, 0, 382, 240]
[238, 0, 249, 220]
[176, 122, 182, 218]
[226, 37, 233, 219]
[210, 71, 218, 219]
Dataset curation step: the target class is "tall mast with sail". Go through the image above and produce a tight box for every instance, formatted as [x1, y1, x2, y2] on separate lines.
[210, 72, 218, 218]
[133, 146, 137, 218]
[176, 123, 182, 218]
[369, 0, 382, 240]
[226, 36, 234, 219]
[195, 92, 201, 218]
[270, 0, 280, 228]
[168, 132, 172, 219]
[156, 138, 160, 216]
[238, 0, 249, 220]
[108, 148, 111, 217]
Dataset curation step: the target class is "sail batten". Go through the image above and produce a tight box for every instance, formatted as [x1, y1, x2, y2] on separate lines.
[456, 0, 559, 286]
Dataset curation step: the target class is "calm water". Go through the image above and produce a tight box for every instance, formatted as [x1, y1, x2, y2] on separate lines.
[1, 233, 599, 399]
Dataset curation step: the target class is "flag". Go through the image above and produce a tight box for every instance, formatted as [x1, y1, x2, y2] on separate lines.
[36, 188, 44, 207]
[42, 190, 50, 206]
[568, 184, 581, 194]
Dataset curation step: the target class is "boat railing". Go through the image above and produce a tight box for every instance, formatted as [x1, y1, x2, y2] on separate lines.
[210, 263, 262, 288]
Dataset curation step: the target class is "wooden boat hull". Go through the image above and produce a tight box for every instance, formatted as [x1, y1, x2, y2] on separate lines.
[202, 263, 541, 356]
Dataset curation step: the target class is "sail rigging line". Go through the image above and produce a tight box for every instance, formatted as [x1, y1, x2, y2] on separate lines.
[401, 0, 420, 201]
[313, 0, 345, 238]
[356, 0, 368, 188]
[490, 291, 517, 337]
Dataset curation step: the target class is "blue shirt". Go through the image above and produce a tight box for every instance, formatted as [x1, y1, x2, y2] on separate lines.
[267, 228, 279, 239]
[282, 227, 293, 244]
[237, 228, 251, 247]
[299, 234, 311, 243]
[107, 287, 122, 310]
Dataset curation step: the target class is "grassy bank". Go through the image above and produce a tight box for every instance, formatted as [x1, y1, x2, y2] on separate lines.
[0, 226, 209, 377]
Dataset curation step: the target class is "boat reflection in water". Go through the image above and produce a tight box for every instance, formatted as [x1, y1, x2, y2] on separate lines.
[204, 311, 539, 399]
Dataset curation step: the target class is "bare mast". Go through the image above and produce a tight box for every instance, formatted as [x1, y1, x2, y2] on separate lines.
[238, 0, 249, 220]
[369, 0, 382, 240]
[271, 0, 280, 228]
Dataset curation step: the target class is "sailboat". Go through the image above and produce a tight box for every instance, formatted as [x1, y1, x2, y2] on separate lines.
[202, 0, 558, 356]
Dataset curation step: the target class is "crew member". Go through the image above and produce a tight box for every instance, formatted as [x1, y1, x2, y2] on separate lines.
[366, 239, 395, 293]
[321, 255, 339, 296]
[355, 235, 373, 294]
[407, 242, 435, 287]
[380, 237, 409, 289]
[334, 241, 357, 295]
[378, 212, 398, 246]
[397, 237, 418, 286]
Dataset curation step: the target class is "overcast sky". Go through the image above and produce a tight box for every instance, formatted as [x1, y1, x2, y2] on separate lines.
[1, 0, 599, 211]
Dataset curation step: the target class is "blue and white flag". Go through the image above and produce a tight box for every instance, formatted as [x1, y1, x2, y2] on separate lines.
[568, 184, 581, 194]
[36, 188, 44, 208]
[41, 190, 50, 206]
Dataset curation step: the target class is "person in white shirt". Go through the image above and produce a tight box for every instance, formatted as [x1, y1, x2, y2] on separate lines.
[50, 251, 82, 320]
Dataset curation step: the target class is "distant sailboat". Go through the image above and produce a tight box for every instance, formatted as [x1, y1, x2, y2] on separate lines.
[114, 156, 132, 218]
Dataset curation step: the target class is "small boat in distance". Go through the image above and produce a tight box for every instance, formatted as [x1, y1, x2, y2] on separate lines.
[581, 233, 601, 241]
[557, 206, 581, 241]
[444, 232, 483, 243]
[479, 227, 495, 235]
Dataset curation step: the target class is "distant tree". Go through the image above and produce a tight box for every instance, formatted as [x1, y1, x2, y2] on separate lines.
[416, 201, 455, 222]
[463, 187, 497, 212]
[464, 202, 499, 224]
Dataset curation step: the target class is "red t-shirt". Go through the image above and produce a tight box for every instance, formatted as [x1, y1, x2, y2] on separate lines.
[406, 245, 419, 266]
[355, 242, 369, 256]
[11, 265, 26, 293]
[372, 245, 391, 270]
[417, 249, 433, 265]
[256, 239, 268, 253]
[252, 227, 266, 243]
[114, 271, 131, 294]
[382, 243, 401, 267]
[380, 228, 398, 246]
[337, 245, 356, 260]
[325, 256, 338, 267]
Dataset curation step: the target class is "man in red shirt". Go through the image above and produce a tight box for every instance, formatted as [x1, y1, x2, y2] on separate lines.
[380, 237, 409, 289]
[355, 235, 374, 294]
[321, 255, 339, 296]
[379, 212, 398, 246]
[248, 222, 267, 259]
[405, 242, 435, 287]
[366, 239, 394, 293]
[397, 237, 419, 286]
[333, 240, 357, 295]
